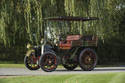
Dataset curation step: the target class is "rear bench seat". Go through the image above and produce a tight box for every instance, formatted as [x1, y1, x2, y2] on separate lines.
[59, 35, 81, 49]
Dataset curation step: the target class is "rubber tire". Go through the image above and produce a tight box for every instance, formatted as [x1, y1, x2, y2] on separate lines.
[79, 48, 97, 71]
[39, 52, 58, 72]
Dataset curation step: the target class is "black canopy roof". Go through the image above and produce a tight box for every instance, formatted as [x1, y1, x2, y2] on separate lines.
[43, 16, 99, 21]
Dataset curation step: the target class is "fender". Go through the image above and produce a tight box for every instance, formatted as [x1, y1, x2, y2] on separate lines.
[26, 49, 35, 57]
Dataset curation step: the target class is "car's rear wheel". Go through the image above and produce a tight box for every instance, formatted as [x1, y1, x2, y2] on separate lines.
[62, 55, 78, 70]
[79, 48, 97, 71]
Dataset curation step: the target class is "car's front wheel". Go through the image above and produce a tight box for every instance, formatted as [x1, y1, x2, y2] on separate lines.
[24, 50, 40, 70]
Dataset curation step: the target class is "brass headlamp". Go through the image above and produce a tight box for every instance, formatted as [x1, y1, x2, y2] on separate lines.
[27, 43, 32, 49]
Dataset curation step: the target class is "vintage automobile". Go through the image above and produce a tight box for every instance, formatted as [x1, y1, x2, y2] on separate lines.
[24, 16, 98, 72]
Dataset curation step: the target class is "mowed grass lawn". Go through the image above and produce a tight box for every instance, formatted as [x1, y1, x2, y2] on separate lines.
[0, 64, 25, 68]
[0, 64, 63, 68]
[0, 73, 125, 83]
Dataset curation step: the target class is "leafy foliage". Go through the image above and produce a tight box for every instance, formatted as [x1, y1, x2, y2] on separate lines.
[0, 0, 125, 63]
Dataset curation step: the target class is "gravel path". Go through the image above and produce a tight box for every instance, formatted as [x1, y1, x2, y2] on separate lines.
[0, 67, 125, 77]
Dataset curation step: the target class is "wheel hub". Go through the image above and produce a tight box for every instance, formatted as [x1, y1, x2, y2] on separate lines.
[48, 60, 52, 64]
[84, 56, 92, 64]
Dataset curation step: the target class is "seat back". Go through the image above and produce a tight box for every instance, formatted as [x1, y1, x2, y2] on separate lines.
[66, 35, 81, 41]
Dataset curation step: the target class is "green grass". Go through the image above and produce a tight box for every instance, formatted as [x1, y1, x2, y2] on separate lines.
[0, 73, 125, 83]
[0, 64, 25, 68]
[0, 61, 23, 64]
[0, 64, 63, 68]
